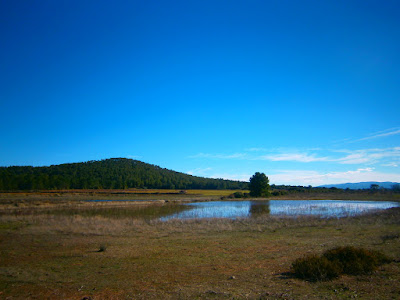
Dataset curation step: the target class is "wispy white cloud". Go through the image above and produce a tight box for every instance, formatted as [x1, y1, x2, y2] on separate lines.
[185, 166, 251, 182]
[187, 167, 213, 176]
[189, 153, 247, 159]
[381, 163, 399, 167]
[248, 148, 400, 165]
[209, 173, 252, 182]
[356, 128, 400, 142]
[259, 153, 330, 163]
[335, 152, 374, 164]
[336, 147, 400, 164]
[341, 127, 400, 144]
[269, 168, 400, 186]
[245, 147, 268, 152]
[190, 147, 400, 166]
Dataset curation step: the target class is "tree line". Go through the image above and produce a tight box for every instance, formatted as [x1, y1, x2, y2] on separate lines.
[0, 158, 249, 191]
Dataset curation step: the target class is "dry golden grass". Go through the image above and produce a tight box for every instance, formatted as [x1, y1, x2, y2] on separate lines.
[0, 202, 400, 299]
[0, 188, 245, 199]
[0, 190, 247, 212]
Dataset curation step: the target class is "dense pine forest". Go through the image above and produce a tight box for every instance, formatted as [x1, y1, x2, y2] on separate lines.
[0, 158, 249, 191]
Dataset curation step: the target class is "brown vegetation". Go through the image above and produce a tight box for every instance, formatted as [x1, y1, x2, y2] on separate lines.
[292, 246, 391, 281]
[0, 194, 399, 299]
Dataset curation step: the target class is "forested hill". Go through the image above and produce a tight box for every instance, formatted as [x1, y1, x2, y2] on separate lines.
[0, 158, 249, 191]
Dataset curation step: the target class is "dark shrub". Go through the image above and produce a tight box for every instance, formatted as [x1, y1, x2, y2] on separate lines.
[292, 246, 391, 281]
[227, 192, 246, 199]
[271, 190, 288, 196]
[233, 191, 244, 198]
[292, 254, 341, 281]
[97, 244, 107, 252]
[323, 246, 390, 275]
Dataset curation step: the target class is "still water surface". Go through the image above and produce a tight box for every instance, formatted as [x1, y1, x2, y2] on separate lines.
[161, 200, 399, 220]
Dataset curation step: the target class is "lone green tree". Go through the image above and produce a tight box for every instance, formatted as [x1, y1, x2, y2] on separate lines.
[249, 172, 270, 197]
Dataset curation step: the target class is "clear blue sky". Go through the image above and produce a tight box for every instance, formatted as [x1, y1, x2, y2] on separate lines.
[1, 0, 399, 186]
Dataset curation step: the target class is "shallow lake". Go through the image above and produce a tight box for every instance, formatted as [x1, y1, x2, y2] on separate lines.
[161, 200, 400, 220]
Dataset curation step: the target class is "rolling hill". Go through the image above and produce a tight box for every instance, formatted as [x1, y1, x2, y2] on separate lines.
[0, 158, 248, 191]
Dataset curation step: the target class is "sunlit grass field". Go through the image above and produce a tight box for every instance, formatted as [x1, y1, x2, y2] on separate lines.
[0, 189, 247, 204]
[2, 189, 246, 196]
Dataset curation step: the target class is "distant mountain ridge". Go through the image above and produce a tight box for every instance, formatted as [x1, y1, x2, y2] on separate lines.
[318, 181, 399, 190]
[0, 158, 248, 191]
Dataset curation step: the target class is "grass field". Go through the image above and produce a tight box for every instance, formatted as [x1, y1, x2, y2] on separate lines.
[0, 189, 246, 208]
[1, 189, 399, 208]
[0, 192, 399, 299]
[1, 189, 244, 198]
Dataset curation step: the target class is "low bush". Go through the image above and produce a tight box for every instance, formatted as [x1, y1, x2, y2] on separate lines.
[225, 192, 250, 199]
[292, 254, 341, 281]
[233, 192, 244, 198]
[271, 191, 288, 196]
[323, 246, 391, 275]
[292, 246, 391, 281]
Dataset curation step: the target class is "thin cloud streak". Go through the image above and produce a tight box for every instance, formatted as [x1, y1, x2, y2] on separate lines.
[269, 168, 400, 186]
[190, 147, 400, 165]
[346, 127, 400, 143]
[187, 167, 213, 176]
[336, 147, 400, 164]
[209, 173, 251, 182]
[260, 153, 330, 163]
[189, 153, 247, 159]
[245, 147, 268, 152]
[357, 129, 400, 141]
[381, 163, 399, 167]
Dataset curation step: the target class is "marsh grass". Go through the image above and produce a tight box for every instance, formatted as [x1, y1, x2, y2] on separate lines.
[2, 206, 399, 237]
[29, 203, 190, 219]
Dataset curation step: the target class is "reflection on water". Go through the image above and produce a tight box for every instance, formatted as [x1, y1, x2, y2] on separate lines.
[14, 200, 397, 221]
[161, 200, 399, 220]
[249, 201, 271, 216]
[2, 203, 191, 221]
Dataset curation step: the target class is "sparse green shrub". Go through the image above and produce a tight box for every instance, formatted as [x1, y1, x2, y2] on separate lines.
[292, 254, 341, 281]
[323, 246, 390, 275]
